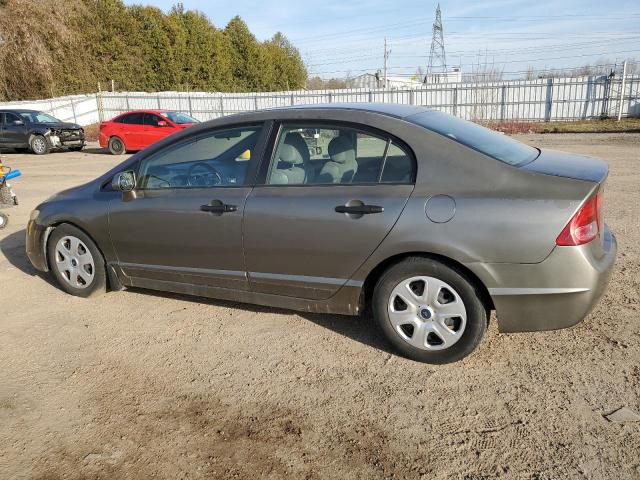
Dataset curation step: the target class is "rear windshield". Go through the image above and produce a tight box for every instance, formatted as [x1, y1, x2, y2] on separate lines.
[407, 111, 539, 166]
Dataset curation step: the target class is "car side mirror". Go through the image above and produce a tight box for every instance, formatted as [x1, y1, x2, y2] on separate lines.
[157, 120, 168, 127]
[112, 171, 136, 192]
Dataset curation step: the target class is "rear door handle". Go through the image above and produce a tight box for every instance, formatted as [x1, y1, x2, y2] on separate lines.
[201, 201, 237, 214]
[335, 204, 384, 215]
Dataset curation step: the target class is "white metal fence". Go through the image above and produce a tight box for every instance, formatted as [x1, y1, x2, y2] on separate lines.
[1, 74, 638, 126]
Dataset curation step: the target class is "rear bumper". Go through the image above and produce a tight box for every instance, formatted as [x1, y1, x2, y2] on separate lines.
[478, 226, 617, 333]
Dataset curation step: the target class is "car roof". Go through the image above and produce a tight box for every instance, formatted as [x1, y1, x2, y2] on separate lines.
[115, 109, 165, 115]
[0, 109, 42, 114]
[263, 102, 433, 119]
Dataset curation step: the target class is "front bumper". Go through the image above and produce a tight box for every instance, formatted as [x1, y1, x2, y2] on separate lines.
[48, 131, 85, 149]
[26, 218, 50, 272]
[477, 226, 617, 333]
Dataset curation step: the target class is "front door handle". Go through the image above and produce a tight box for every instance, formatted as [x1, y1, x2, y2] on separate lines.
[335, 204, 384, 215]
[201, 200, 237, 214]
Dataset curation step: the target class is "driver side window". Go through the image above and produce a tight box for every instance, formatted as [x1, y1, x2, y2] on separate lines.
[138, 125, 262, 189]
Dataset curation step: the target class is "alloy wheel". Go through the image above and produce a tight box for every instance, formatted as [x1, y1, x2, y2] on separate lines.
[54, 236, 95, 289]
[388, 276, 467, 351]
[32, 137, 47, 154]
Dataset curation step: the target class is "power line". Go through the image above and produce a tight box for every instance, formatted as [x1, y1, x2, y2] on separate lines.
[304, 36, 640, 67]
[307, 49, 640, 76]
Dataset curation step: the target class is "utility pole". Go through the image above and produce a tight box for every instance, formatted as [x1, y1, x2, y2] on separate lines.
[383, 37, 390, 89]
[427, 4, 447, 82]
[618, 60, 628, 121]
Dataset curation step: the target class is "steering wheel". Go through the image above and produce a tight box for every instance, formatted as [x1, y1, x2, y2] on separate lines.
[187, 162, 223, 187]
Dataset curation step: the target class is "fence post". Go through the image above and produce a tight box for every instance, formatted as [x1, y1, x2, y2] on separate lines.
[125, 94, 130, 111]
[328, 92, 333, 103]
[254, 95, 259, 111]
[409, 89, 415, 106]
[617, 60, 628, 121]
[368, 90, 373, 103]
[156, 94, 161, 109]
[291, 93, 295, 106]
[96, 91, 104, 123]
[70, 97, 77, 124]
[188, 94, 193, 117]
[500, 85, 507, 121]
[452, 87, 457, 117]
[219, 95, 225, 117]
[545, 78, 554, 122]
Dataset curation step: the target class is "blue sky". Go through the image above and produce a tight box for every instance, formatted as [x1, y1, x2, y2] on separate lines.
[123, 0, 640, 79]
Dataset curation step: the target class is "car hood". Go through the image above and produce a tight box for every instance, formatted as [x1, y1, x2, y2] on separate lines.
[521, 148, 608, 184]
[33, 122, 82, 130]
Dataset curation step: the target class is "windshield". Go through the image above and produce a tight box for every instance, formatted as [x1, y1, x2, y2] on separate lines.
[162, 111, 199, 124]
[19, 112, 61, 124]
[408, 111, 539, 166]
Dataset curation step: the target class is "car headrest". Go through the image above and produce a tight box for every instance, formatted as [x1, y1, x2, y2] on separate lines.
[278, 143, 304, 165]
[328, 136, 355, 164]
[278, 132, 309, 165]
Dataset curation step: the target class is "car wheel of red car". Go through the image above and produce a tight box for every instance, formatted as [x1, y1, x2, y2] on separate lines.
[108, 136, 126, 155]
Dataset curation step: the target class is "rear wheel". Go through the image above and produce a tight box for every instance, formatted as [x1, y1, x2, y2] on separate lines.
[372, 257, 487, 364]
[108, 136, 126, 155]
[30, 135, 50, 155]
[47, 224, 106, 297]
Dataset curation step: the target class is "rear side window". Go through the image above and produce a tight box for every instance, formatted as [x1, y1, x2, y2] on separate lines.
[381, 143, 413, 183]
[119, 113, 144, 125]
[408, 111, 539, 166]
[265, 124, 414, 185]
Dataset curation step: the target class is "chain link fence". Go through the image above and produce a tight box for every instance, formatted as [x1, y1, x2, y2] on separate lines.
[0, 74, 638, 126]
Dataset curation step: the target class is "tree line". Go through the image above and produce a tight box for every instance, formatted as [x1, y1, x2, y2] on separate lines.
[0, 0, 307, 101]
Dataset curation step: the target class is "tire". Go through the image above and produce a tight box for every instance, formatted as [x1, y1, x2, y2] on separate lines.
[0, 213, 7, 229]
[372, 257, 488, 364]
[108, 136, 126, 155]
[47, 224, 106, 298]
[30, 135, 50, 155]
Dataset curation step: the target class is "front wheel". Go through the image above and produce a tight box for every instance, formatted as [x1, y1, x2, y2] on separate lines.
[30, 135, 50, 155]
[47, 224, 106, 297]
[372, 257, 488, 364]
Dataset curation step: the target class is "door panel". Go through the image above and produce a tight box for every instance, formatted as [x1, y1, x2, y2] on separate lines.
[243, 184, 414, 300]
[108, 123, 268, 291]
[142, 113, 173, 148]
[1, 113, 27, 146]
[120, 113, 145, 150]
[109, 187, 250, 289]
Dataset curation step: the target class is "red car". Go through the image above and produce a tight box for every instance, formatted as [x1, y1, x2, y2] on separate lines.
[99, 110, 199, 155]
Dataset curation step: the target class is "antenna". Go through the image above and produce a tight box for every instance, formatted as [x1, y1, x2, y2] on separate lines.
[427, 4, 447, 79]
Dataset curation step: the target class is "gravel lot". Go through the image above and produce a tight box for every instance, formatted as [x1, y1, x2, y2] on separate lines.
[1, 134, 639, 479]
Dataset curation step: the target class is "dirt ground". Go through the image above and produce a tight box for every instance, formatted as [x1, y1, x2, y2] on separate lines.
[0, 134, 638, 480]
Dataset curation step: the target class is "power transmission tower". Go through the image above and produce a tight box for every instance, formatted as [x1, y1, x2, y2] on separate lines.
[427, 4, 447, 80]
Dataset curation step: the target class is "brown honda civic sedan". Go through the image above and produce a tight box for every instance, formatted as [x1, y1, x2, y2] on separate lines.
[26, 104, 616, 363]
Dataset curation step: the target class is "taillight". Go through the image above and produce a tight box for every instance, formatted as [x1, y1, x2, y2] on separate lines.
[556, 191, 603, 246]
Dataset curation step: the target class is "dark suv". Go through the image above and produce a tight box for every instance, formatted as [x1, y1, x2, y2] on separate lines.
[0, 109, 85, 155]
